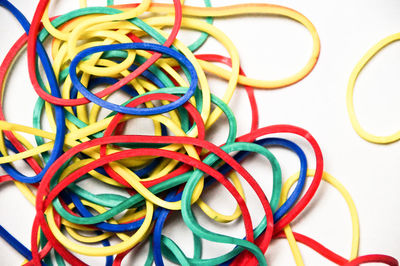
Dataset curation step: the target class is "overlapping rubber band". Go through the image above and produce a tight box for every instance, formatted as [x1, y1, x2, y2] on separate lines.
[0, 0, 397, 265]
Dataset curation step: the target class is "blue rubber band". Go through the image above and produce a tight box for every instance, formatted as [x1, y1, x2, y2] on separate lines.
[69, 43, 198, 115]
[0, 0, 66, 184]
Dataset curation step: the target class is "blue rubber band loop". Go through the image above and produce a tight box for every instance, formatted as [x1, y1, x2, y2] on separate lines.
[69, 43, 198, 115]
[0, 0, 66, 184]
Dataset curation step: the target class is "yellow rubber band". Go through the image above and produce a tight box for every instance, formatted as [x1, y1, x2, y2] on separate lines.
[347, 32, 400, 144]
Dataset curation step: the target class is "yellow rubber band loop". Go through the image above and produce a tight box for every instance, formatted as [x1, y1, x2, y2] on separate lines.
[347, 32, 400, 144]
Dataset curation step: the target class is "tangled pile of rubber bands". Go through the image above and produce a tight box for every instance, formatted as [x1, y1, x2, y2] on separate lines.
[0, 0, 397, 265]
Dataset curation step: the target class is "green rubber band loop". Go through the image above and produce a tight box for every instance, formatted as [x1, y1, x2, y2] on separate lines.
[179, 142, 281, 265]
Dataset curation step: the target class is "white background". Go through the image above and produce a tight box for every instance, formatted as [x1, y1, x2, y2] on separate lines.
[0, 0, 399, 265]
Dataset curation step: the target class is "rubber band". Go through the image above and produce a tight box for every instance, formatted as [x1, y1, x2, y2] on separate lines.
[0, 0, 396, 265]
[347, 32, 400, 144]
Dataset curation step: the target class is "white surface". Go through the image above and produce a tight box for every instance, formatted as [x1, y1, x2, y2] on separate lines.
[0, 0, 399, 265]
